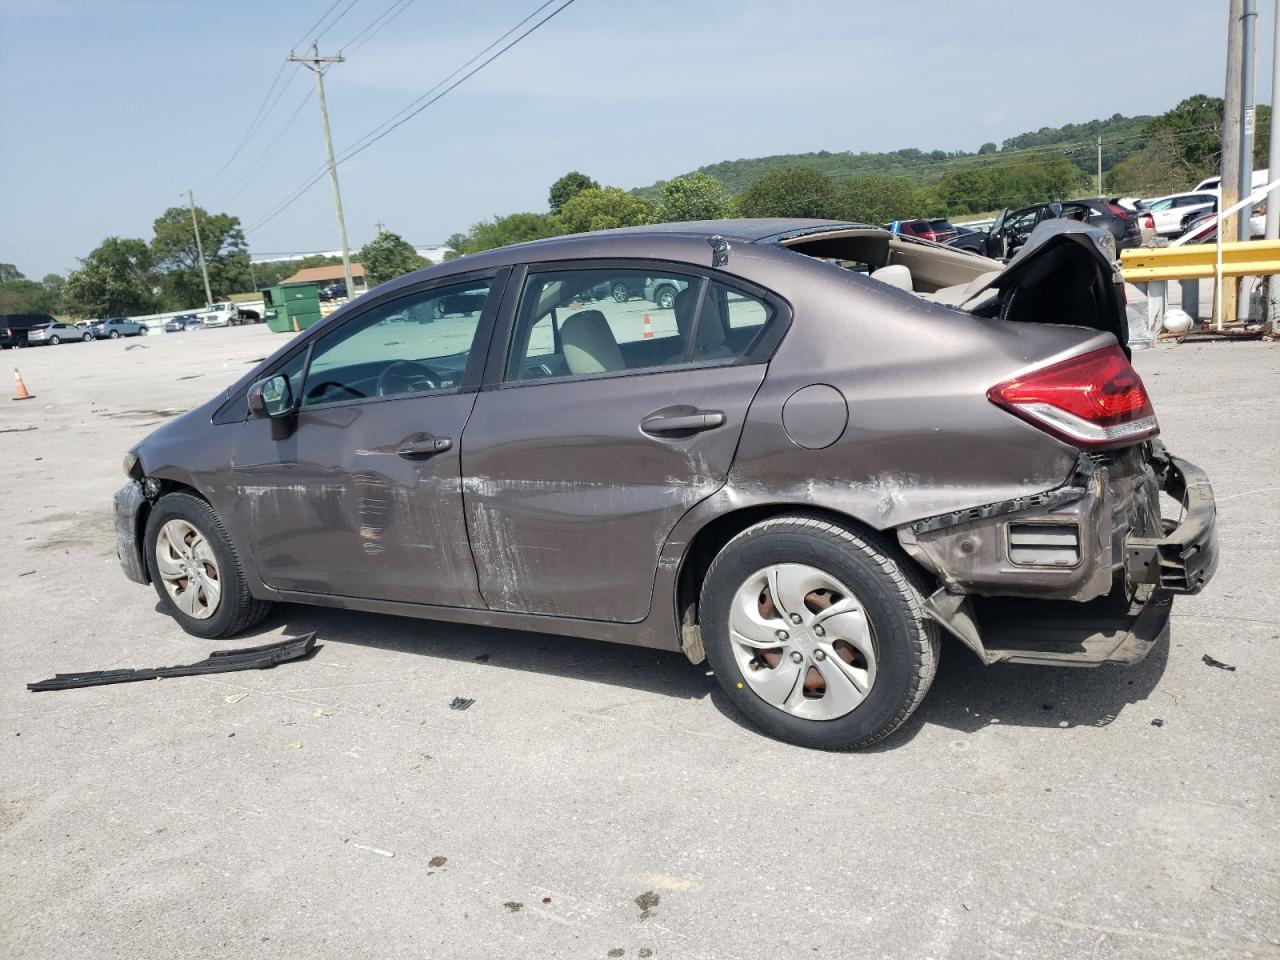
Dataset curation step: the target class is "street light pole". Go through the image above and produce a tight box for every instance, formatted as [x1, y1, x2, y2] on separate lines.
[288, 43, 355, 297]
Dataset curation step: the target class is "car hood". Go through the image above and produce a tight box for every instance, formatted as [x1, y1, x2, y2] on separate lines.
[956, 219, 1128, 348]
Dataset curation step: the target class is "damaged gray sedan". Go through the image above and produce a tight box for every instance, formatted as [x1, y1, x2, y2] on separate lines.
[113, 218, 1217, 749]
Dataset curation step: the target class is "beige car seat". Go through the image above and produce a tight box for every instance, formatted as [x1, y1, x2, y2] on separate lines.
[561, 310, 624, 374]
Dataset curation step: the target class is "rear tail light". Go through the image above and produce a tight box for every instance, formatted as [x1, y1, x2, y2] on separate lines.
[987, 346, 1159, 448]
[1106, 201, 1132, 218]
[1140, 213, 1154, 229]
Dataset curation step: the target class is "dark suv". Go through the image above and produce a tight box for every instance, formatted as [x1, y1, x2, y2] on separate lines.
[0, 313, 58, 348]
[950, 198, 1142, 260]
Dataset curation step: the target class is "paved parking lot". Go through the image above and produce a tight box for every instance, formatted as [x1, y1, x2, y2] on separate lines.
[0, 327, 1276, 959]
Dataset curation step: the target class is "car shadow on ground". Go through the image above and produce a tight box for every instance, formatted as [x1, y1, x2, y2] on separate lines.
[240, 604, 1172, 751]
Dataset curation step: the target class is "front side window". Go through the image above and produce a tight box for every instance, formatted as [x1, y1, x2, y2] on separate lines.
[300, 280, 491, 406]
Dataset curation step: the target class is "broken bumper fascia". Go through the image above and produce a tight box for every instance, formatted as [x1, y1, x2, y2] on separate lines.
[1123, 450, 1218, 595]
[113, 481, 150, 585]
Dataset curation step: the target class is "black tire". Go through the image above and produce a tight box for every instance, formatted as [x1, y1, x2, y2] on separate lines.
[50, 336, 61, 345]
[82, 332, 92, 342]
[655, 286, 676, 310]
[699, 513, 940, 750]
[611, 282, 630, 303]
[138, 326, 148, 336]
[109, 330, 120, 339]
[144, 492, 272, 639]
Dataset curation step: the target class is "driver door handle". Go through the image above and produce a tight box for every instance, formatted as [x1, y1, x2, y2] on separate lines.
[397, 437, 452, 459]
[640, 411, 725, 434]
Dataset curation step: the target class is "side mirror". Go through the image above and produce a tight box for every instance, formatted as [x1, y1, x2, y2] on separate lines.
[247, 374, 294, 419]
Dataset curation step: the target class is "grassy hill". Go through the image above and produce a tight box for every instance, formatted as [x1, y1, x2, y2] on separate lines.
[633, 111, 1153, 199]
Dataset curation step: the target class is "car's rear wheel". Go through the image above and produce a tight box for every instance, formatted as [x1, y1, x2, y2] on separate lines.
[611, 282, 630, 303]
[81, 332, 92, 342]
[138, 326, 148, 336]
[109, 330, 120, 339]
[655, 285, 676, 310]
[699, 514, 939, 750]
[144, 492, 272, 639]
[50, 335, 61, 345]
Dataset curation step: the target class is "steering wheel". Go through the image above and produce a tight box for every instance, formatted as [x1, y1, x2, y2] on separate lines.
[376, 360, 441, 397]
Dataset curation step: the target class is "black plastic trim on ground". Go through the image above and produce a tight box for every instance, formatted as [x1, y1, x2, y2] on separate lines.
[26, 633, 318, 692]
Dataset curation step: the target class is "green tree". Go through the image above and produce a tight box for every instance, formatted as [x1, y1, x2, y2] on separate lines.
[835, 175, 919, 224]
[150, 206, 251, 310]
[935, 156, 1085, 215]
[735, 166, 838, 219]
[0, 265, 61, 315]
[1104, 134, 1188, 197]
[40, 274, 65, 314]
[650, 172, 733, 222]
[459, 212, 559, 254]
[549, 171, 600, 213]
[62, 237, 157, 318]
[358, 230, 428, 287]
[553, 188, 653, 234]
[1142, 94, 1224, 180]
[978, 142, 997, 155]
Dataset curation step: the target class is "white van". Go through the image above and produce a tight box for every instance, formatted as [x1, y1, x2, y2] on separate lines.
[1194, 168, 1270, 192]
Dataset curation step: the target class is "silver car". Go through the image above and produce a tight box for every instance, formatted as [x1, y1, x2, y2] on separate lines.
[91, 317, 149, 340]
[26, 321, 92, 345]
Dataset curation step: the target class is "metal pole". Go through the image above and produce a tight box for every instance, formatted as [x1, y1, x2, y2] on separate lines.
[289, 44, 354, 296]
[1268, 0, 1280, 329]
[187, 189, 214, 309]
[1221, 0, 1245, 324]
[1096, 135, 1103, 196]
[1238, 0, 1258, 243]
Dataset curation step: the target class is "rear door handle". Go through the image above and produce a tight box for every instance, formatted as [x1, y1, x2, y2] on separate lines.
[640, 412, 725, 435]
[397, 437, 452, 458]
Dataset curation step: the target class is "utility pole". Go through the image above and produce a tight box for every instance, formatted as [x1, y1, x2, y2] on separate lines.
[187, 189, 213, 309]
[1096, 136, 1103, 196]
[1220, 0, 1245, 324]
[374, 221, 386, 234]
[1266, 0, 1280, 330]
[288, 44, 354, 296]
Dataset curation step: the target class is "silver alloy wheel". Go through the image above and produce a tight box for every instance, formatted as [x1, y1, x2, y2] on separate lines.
[728, 563, 877, 721]
[155, 518, 222, 620]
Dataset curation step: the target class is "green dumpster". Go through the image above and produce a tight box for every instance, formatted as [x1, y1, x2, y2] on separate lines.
[263, 282, 322, 333]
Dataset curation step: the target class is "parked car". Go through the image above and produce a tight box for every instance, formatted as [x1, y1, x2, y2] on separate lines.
[318, 282, 348, 302]
[948, 198, 1141, 259]
[1177, 205, 1267, 243]
[1194, 168, 1270, 192]
[113, 218, 1217, 750]
[164, 314, 204, 333]
[1142, 192, 1218, 236]
[889, 218, 960, 243]
[0, 313, 58, 348]
[644, 277, 690, 309]
[25, 320, 92, 345]
[231, 308, 261, 325]
[26, 320, 92, 345]
[91, 317, 149, 339]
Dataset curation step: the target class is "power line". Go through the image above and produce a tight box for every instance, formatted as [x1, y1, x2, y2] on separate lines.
[211, 87, 316, 209]
[194, 62, 293, 193]
[313, 0, 361, 44]
[292, 0, 344, 52]
[246, 0, 577, 234]
[342, 0, 415, 54]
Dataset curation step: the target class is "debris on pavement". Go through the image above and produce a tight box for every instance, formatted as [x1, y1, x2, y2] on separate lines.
[286, 742, 303, 749]
[449, 697, 475, 711]
[224, 693, 248, 704]
[503, 901, 523, 912]
[635, 891, 660, 920]
[428, 856, 447, 868]
[1151, 718, 1165, 727]
[27, 633, 318, 692]
[1201, 654, 1237, 672]
[18, 570, 35, 577]
[0, 425, 38, 434]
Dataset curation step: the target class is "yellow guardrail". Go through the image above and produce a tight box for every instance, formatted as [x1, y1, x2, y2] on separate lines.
[1120, 239, 1280, 282]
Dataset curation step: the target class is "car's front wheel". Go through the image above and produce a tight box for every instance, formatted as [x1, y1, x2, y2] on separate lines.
[611, 282, 630, 303]
[655, 286, 676, 310]
[81, 332, 92, 342]
[144, 492, 272, 639]
[700, 514, 939, 750]
[138, 326, 148, 336]
[50, 336, 61, 345]
[109, 330, 120, 339]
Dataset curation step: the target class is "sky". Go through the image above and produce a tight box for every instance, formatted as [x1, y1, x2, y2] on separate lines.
[1, 0, 1275, 278]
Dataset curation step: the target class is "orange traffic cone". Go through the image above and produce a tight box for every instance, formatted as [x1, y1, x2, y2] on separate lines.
[12, 368, 34, 401]
[642, 314, 654, 340]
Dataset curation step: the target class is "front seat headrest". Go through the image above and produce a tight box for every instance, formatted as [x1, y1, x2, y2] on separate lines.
[560, 310, 624, 374]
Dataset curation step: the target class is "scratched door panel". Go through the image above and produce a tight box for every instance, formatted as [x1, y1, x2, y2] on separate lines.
[231, 393, 481, 607]
[461, 366, 765, 621]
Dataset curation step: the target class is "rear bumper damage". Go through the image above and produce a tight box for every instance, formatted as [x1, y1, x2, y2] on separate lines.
[899, 443, 1216, 667]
